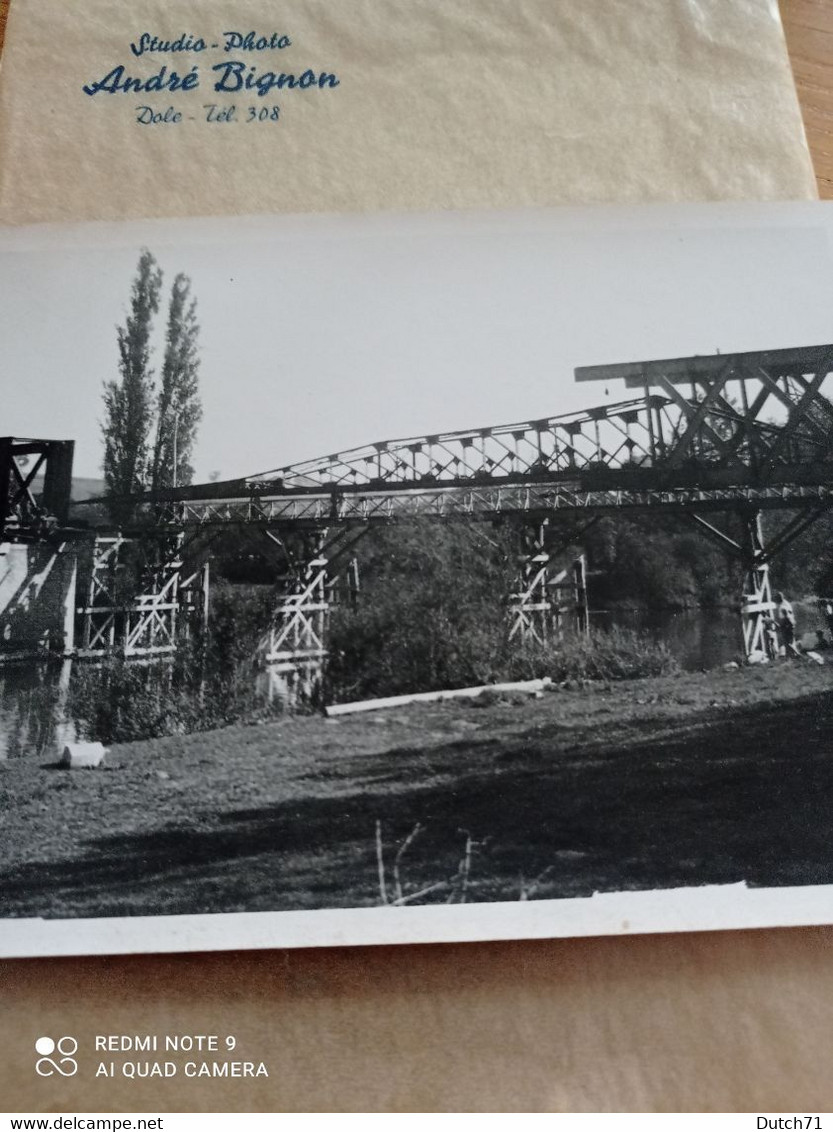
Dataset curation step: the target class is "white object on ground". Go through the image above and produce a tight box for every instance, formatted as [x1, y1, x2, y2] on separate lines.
[60, 742, 106, 769]
[325, 678, 552, 717]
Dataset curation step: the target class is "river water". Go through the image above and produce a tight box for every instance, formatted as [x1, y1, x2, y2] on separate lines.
[0, 607, 759, 762]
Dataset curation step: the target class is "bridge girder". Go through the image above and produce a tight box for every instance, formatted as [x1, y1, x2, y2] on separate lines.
[152, 479, 833, 531]
[110, 343, 833, 536]
[15, 344, 833, 675]
[234, 344, 833, 499]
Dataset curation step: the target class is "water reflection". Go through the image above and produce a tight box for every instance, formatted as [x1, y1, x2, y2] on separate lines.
[0, 660, 77, 761]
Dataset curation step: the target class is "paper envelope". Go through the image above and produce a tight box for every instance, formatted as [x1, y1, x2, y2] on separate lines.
[0, 0, 818, 224]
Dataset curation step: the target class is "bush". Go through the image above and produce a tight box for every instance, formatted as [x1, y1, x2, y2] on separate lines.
[325, 522, 680, 701]
[325, 521, 516, 700]
[496, 628, 680, 684]
[585, 516, 737, 610]
[68, 582, 282, 744]
[68, 649, 280, 745]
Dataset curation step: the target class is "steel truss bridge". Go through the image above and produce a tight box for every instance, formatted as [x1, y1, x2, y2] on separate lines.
[4, 344, 833, 689]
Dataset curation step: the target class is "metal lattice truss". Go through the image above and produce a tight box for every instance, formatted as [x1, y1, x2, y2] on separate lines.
[136, 345, 833, 532]
[63, 345, 833, 670]
[168, 480, 833, 529]
[251, 395, 664, 492]
[0, 437, 74, 542]
[241, 344, 833, 497]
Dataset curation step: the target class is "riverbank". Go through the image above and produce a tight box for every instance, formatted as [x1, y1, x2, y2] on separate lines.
[1, 661, 831, 919]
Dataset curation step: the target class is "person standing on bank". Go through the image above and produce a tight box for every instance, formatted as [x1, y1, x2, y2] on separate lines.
[774, 591, 799, 657]
[763, 613, 779, 661]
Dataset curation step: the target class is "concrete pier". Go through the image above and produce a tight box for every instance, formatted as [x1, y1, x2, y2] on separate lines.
[0, 542, 78, 659]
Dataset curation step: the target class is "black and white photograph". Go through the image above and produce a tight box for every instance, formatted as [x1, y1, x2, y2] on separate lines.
[3, 202, 833, 956]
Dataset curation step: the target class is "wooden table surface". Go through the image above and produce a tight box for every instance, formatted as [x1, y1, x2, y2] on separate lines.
[782, 0, 833, 196]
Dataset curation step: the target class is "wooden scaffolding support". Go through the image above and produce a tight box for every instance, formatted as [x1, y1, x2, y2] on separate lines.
[509, 522, 589, 644]
[739, 512, 774, 660]
[256, 527, 365, 702]
[509, 523, 551, 645]
[77, 534, 208, 659]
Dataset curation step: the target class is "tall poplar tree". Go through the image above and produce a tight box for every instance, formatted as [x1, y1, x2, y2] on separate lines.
[102, 250, 163, 514]
[150, 274, 202, 492]
[102, 254, 203, 519]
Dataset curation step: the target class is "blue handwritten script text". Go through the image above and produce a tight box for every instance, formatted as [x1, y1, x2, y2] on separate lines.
[136, 105, 183, 125]
[83, 31, 340, 105]
[84, 64, 339, 97]
[212, 63, 339, 95]
[223, 32, 292, 52]
[131, 33, 207, 57]
[83, 65, 200, 96]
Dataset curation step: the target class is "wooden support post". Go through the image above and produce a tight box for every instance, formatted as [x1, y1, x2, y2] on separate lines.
[256, 525, 368, 704]
[77, 534, 200, 659]
[78, 536, 124, 656]
[257, 531, 332, 704]
[549, 553, 589, 637]
[62, 554, 77, 655]
[179, 559, 211, 642]
[739, 510, 774, 661]
[508, 522, 551, 645]
[123, 537, 184, 657]
[574, 554, 589, 636]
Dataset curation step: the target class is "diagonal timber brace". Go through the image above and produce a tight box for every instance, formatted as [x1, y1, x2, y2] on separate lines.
[509, 523, 551, 645]
[508, 521, 589, 645]
[738, 511, 773, 660]
[256, 526, 367, 699]
[77, 534, 209, 658]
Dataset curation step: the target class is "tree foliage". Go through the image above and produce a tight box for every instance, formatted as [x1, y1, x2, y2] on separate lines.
[584, 516, 739, 610]
[323, 519, 680, 702]
[326, 520, 517, 699]
[102, 251, 202, 519]
[102, 250, 162, 508]
[150, 274, 202, 492]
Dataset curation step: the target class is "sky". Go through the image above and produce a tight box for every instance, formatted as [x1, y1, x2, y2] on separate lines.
[3, 204, 833, 480]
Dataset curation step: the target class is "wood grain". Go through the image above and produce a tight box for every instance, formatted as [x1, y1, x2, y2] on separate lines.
[781, 0, 833, 196]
